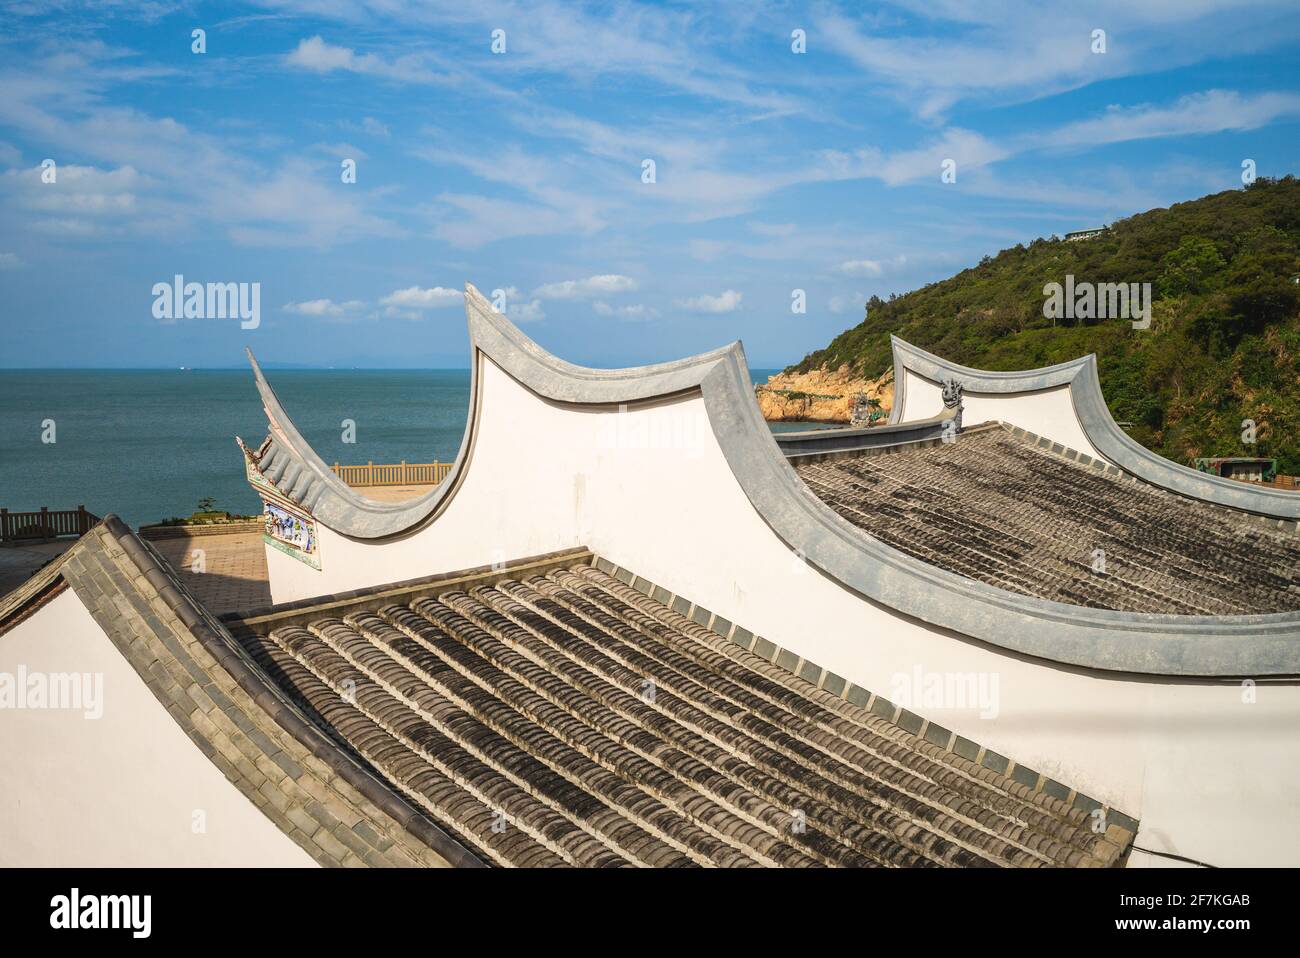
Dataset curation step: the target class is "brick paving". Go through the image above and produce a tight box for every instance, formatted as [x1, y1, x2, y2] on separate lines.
[351, 484, 437, 503]
[152, 531, 271, 614]
[141, 490, 434, 614]
[0, 540, 74, 596]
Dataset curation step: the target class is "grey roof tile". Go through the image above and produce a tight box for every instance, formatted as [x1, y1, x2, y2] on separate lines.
[227, 559, 1132, 868]
[793, 426, 1300, 614]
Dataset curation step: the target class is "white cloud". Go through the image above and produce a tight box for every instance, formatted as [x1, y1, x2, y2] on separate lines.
[1035, 90, 1300, 150]
[675, 290, 742, 314]
[0, 43, 404, 250]
[282, 298, 367, 318]
[0, 252, 22, 269]
[225, 158, 400, 248]
[362, 116, 390, 137]
[429, 191, 603, 248]
[534, 274, 638, 300]
[816, 3, 1299, 120]
[379, 286, 463, 309]
[284, 36, 449, 85]
[840, 254, 911, 277]
[815, 129, 1009, 188]
[314, 141, 367, 161]
[3, 163, 144, 217]
[285, 36, 355, 72]
[593, 301, 658, 321]
[505, 298, 545, 323]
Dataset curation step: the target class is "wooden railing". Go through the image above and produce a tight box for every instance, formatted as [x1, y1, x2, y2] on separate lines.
[0, 505, 100, 543]
[330, 460, 454, 487]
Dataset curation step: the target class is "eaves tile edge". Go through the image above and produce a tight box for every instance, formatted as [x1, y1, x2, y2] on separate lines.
[589, 553, 1142, 844]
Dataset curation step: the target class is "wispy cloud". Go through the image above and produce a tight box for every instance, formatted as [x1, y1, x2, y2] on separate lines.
[817, 1, 1300, 119]
[379, 286, 464, 308]
[839, 259, 882, 277]
[0, 45, 402, 248]
[1034, 90, 1300, 150]
[2, 0, 1297, 369]
[534, 274, 637, 299]
[593, 300, 658, 321]
[675, 289, 743, 314]
[282, 298, 370, 321]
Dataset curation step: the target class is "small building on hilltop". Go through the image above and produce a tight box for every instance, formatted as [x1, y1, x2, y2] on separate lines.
[1065, 226, 1109, 241]
[1196, 456, 1276, 483]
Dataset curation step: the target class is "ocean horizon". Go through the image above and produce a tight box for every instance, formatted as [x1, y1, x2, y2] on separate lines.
[1, 367, 806, 527]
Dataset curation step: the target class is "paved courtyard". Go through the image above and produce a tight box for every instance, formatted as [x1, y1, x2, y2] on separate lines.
[0, 540, 74, 596]
[350, 484, 436, 503]
[151, 531, 271, 614]
[3, 484, 436, 613]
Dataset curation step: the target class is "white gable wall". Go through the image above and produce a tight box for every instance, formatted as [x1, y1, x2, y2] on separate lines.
[0, 589, 315, 867]
[896, 367, 1102, 458]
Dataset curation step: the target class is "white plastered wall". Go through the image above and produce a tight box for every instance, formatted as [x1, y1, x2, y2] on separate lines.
[897, 367, 1103, 458]
[265, 352, 1300, 867]
[0, 589, 316, 867]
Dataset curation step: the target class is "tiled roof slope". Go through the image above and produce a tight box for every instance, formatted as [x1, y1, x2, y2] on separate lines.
[794, 424, 1300, 615]
[232, 561, 1131, 867]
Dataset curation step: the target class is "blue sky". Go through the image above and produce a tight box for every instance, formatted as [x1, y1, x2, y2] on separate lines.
[1, 1, 1298, 369]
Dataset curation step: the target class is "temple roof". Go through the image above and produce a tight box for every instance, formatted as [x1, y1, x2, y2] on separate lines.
[794, 424, 1300, 615]
[235, 286, 1300, 677]
[0, 519, 1137, 866]
[224, 556, 1131, 867]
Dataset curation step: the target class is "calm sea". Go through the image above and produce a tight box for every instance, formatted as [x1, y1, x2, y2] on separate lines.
[1, 368, 823, 527]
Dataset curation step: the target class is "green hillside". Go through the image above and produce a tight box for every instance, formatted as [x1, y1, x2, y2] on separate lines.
[790, 176, 1300, 472]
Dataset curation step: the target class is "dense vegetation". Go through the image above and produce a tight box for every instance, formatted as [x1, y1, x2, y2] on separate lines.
[790, 177, 1300, 471]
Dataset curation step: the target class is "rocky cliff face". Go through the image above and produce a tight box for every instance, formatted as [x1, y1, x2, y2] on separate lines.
[756, 365, 893, 423]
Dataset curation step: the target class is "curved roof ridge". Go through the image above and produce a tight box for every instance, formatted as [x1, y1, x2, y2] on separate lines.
[241, 286, 1300, 675]
[243, 283, 744, 539]
[888, 336, 1300, 521]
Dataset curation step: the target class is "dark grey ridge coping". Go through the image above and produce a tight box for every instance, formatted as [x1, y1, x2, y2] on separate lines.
[222, 547, 592, 636]
[244, 284, 1300, 676]
[888, 336, 1300, 521]
[589, 554, 1141, 839]
[0, 516, 485, 868]
[773, 407, 959, 458]
[783, 422, 992, 470]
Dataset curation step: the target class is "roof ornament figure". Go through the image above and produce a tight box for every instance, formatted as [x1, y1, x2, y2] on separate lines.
[941, 377, 964, 409]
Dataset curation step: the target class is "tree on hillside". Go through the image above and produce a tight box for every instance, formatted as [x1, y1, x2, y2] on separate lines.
[785, 177, 1300, 471]
[1157, 237, 1226, 297]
